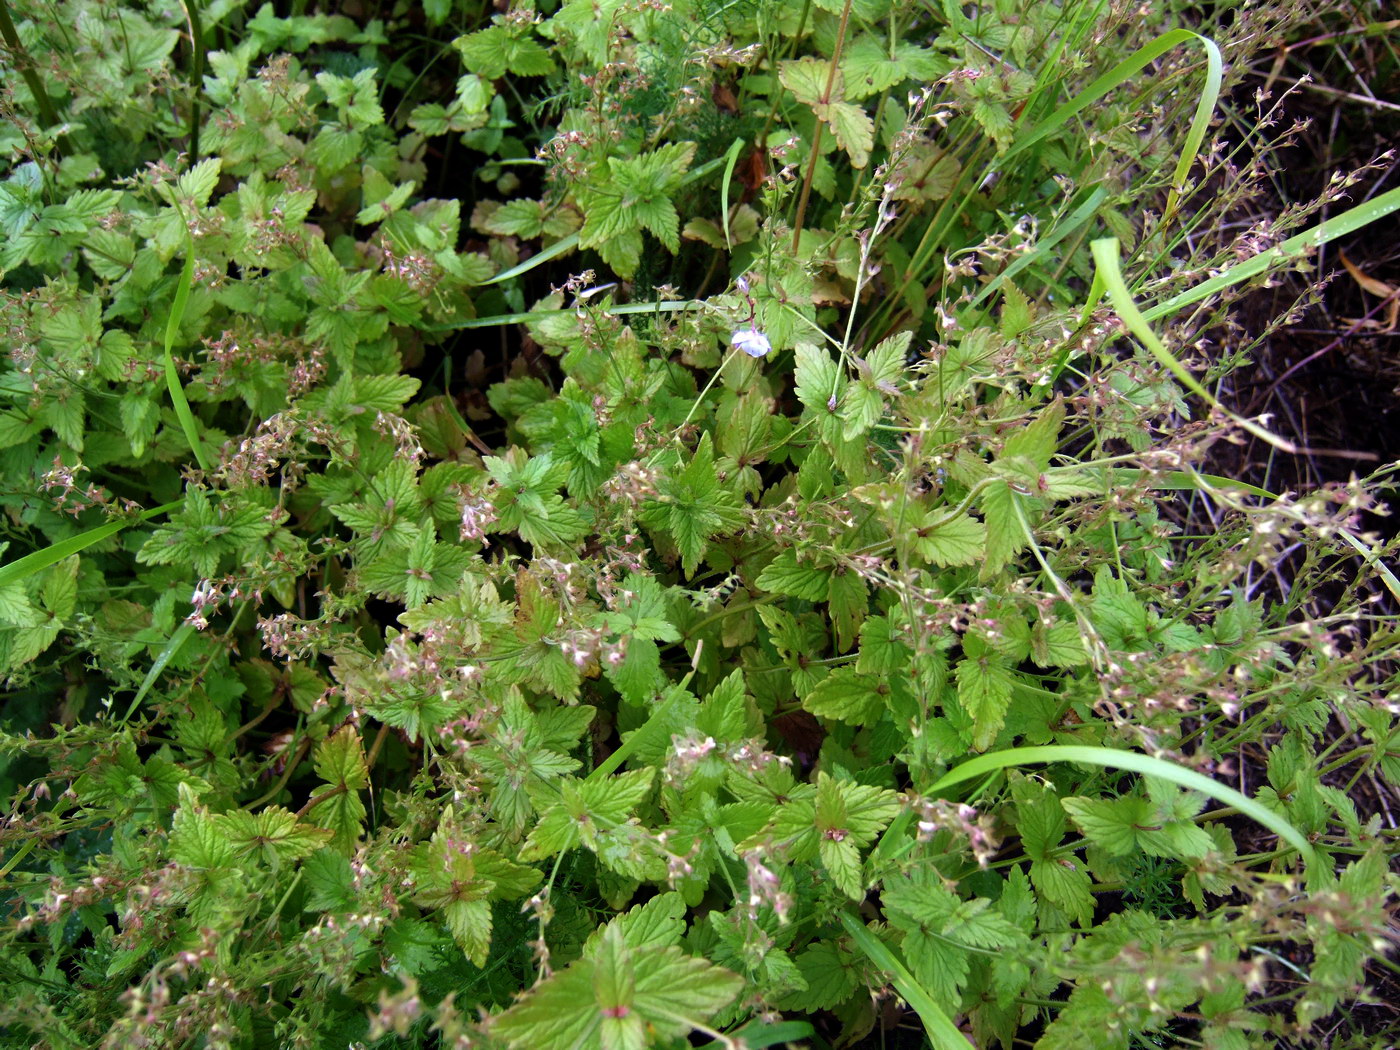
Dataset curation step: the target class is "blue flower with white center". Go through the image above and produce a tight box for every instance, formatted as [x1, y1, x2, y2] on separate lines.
[731, 326, 772, 358]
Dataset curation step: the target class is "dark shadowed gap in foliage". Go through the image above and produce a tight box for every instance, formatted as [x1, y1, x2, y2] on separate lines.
[1211, 12, 1400, 500]
[1187, 16, 1400, 1049]
[1176, 8, 1399, 686]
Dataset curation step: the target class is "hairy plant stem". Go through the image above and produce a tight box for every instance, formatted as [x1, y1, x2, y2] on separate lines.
[248, 737, 312, 809]
[181, 0, 205, 158]
[789, 0, 853, 254]
[0, 0, 58, 129]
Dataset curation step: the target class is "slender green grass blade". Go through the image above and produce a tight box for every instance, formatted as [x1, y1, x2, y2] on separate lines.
[1338, 529, 1400, 602]
[720, 137, 743, 250]
[1010, 0, 1108, 137]
[677, 142, 740, 188]
[1003, 28, 1207, 164]
[971, 186, 1108, 310]
[585, 682, 688, 783]
[164, 223, 213, 473]
[1164, 34, 1221, 220]
[118, 620, 197, 725]
[1039, 249, 1109, 390]
[839, 912, 970, 1050]
[874, 743, 1318, 878]
[1091, 237, 1295, 453]
[1143, 184, 1400, 322]
[0, 836, 38, 880]
[1075, 260, 1108, 328]
[430, 299, 704, 331]
[1107, 173, 1400, 599]
[926, 744, 1317, 870]
[1009, 26, 1220, 218]
[1107, 468, 1276, 499]
[0, 500, 182, 589]
[481, 140, 742, 287]
[482, 233, 579, 287]
[699, 1020, 815, 1050]
[439, 355, 479, 438]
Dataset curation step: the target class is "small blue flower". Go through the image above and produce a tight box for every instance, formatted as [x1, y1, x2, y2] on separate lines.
[731, 326, 771, 358]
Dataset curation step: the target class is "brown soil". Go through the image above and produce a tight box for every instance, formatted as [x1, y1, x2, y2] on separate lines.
[1209, 20, 1400, 1048]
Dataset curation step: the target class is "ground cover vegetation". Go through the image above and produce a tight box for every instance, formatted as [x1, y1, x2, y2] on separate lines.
[0, 0, 1397, 1046]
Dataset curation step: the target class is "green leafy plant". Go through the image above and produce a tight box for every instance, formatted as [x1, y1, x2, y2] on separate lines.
[0, 0, 1396, 1047]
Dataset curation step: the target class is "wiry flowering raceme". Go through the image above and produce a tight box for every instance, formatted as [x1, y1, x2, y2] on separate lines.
[216, 410, 333, 489]
[372, 411, 425, 466]
[367, 978, 424, 1040]
[258, 612, 333, 660]
[739, 844, 792, 924]
[40, 456, 116, 516]
[182, 558, 295, 629]
[911, 797, 999, 867]
[187, 579, 221, 630]
[664, 732, 718, 785]
[657, 829, 701, 886]
[599, 461, 660, 511]
[557, 624, 618, 670]
[457, 487, 497, 543]
[724, 740, 791, 776]
[384, 631, 437, 682]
